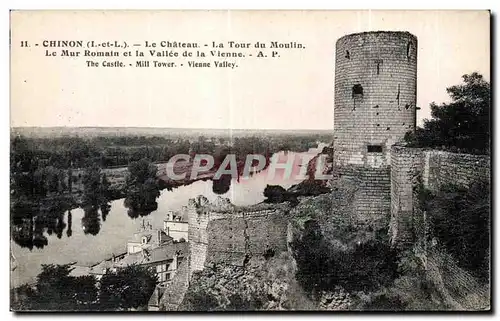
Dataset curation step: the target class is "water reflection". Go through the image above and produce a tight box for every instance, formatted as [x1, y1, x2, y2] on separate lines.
[11, 199, 110, 250]
[101, 203, 110, 222]
[11, 206, 67, 250]
[11, 146, 325, 251]
[11, 169, 256, 249]
[124, 183, 160, 219]
[66, 211, 72, 238]
[124, 201, 159, 219]
[81, 205, 101, 236]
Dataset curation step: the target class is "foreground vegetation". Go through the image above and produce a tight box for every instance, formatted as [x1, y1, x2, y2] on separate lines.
[11, 264, 157, 311]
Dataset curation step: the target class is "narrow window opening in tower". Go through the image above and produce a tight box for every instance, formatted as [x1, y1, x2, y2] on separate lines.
[407, 42, 412, 60]
[367, 145, 383, 153]
[345, 50, 350, 59]
[396, 84, 401, 107]
[352, 84, 363, 98]
[352, 84, 363, 111]
[375, 59, 383, 75]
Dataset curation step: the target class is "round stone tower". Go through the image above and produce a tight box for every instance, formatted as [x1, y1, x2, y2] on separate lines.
[333, 31, 417, 168]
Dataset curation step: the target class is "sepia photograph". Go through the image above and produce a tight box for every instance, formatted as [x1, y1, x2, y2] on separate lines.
[9, 9, 491, 312]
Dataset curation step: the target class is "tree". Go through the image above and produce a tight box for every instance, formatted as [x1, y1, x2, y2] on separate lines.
[11, 264, 98, 311]
[35, 264, 76, 309]
[263, 185, 286, 201]
[126, 158, 158, 186]
[72, 275, 98, 309]
[124, 159, 160, 217]
[11, 264, 159, 311]
[405, 72, 490, 154]
[99, 264, 158, 311]
[32, 166, 66, 196]
[81, 204, 101, 236]
[101, 173, 110, 192]
[21, 264, 98, 311]
[291, 220, 399, 295]
[82, 163, 109, 205]
[11, 284, 37, 311]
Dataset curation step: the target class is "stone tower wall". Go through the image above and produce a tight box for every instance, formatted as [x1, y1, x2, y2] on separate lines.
[334, 31, 418, 167]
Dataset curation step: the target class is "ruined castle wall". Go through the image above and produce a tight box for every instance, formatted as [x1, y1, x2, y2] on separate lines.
[423, 150, 490, 191]
[334, 31, 417, 167]
[389, 146, 424, 246]
[206, 209, 288, 267]
[390, 146, 490, 247]
[188, 199, 289, 276]
[206, 217, 247, 266]
[187, 205, 229, 275]
[246, 211, 288, 255]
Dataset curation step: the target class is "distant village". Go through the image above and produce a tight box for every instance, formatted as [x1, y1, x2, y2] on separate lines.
[69, 210, 189, 311]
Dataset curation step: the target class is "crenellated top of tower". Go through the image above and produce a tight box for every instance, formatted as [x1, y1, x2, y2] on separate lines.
[336, 30, 417, 44]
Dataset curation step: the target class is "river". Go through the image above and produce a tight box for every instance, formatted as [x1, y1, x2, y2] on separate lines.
[10, 144, 326, 287]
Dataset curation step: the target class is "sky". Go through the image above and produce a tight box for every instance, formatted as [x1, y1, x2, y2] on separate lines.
[10, 10, 490, 130]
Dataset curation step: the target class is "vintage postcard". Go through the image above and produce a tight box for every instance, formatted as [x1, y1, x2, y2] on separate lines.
[9, 10, 491, 312]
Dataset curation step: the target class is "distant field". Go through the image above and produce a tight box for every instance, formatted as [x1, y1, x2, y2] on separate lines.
[11, 127, 333, 139]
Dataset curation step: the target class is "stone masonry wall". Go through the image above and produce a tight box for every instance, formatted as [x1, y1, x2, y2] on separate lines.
[187, 196, 227, 274]
[187, 196, 289, 277]
[390, 145, 490, 247]
[333, 165, 391, 232]
[206, 210, 288, 267]
[423, 150, 490, 191]
[389, 146, 424, 246]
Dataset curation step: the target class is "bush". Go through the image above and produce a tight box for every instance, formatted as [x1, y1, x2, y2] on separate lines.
[425, 180, 490, 282]
[291, 220, 399, 295]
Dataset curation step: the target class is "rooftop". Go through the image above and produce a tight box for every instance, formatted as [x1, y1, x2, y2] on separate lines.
[128, 230, 153, 243]
[69, 265, 92, 278]
[116, 241, 188, 267]
[89, 260, 115, 275]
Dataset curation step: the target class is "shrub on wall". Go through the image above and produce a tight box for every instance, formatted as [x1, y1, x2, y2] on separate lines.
[424, 180, 490, 282]
[291, 220, 400, 295]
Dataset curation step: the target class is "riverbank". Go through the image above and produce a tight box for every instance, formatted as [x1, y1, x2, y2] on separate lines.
[10, 145, 327, 288]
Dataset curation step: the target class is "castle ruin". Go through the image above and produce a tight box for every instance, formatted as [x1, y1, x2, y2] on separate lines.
[158, 31, 490, 310]
[187, 196, 290, 277]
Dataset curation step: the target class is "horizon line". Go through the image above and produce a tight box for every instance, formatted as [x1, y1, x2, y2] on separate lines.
[11, 125, 334, 131]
